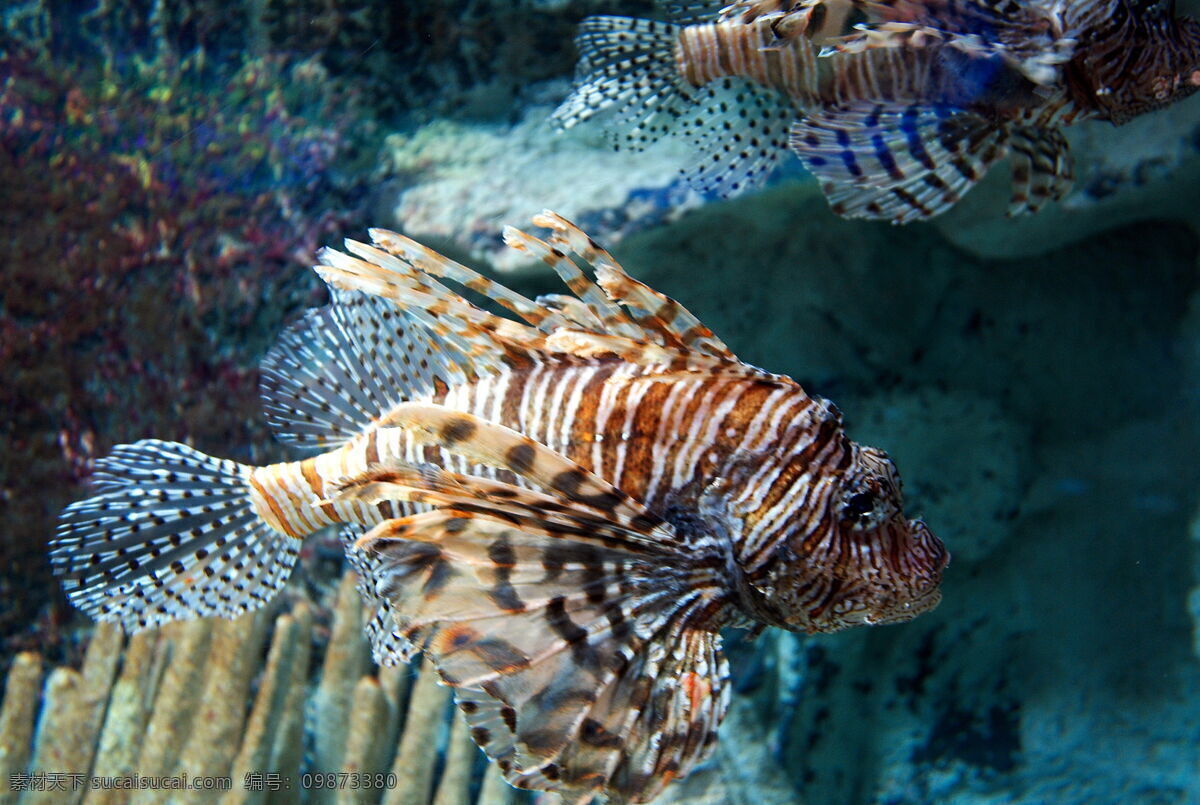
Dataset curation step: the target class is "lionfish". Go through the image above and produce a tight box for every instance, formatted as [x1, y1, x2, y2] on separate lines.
[52, 212, 947, 803]
[553, 0, 1200, 222]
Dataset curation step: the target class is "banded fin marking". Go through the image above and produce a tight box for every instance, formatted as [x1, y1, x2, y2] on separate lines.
[678, 79, 796, 198]
[51, 440, 300, 633]
[345, 456, 728, 801]
[1007, 125, 1072, 216]
[824, 0, 1076, 84]
[363, 229, 569, 332]
[662, 1, 728, 25]
[501, 226, 645, 341]
[551, 16, 692, 151]
[314, 215, 768, 383]
[532, 210, 734, 360]
[332, 465, 676, 554]
[790, 102, 1007, 223]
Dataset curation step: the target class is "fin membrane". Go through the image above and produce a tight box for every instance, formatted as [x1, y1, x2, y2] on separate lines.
[340, 525, 418, 666]
[343, 454, 729, 802]
[679, 79, 797, 198]
[52, 440, 300, 633]
[259, 288, 474, 450]
[552, 16, 692, 150]
[790, 102, 1007, 223]
[1007, 125, 1072, 216]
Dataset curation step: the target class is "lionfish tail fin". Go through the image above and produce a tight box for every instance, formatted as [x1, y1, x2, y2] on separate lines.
[790, 102, 1008, 223]
[342, 407, 731, 802]
[52, 440, 299, 633]
[1007, 125, 1073, 216]
[551, 16, 692, 150]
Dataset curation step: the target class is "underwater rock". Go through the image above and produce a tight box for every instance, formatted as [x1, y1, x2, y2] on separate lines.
[382, 103, 711, 271]
[847, 388, 1030, 564]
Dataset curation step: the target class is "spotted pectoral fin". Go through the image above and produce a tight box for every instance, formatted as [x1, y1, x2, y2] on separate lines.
[790, 102, 1008, 223]
[354, 501, 729, 803]
[676, 79, 799, 199]
[1007, 125, 1072, 216]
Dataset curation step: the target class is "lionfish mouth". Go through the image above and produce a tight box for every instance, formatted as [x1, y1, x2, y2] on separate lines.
[866, 586, 944, 626]
[866, 518, 949, 625]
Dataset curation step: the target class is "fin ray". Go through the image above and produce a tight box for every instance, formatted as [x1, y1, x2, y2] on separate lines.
[790, 102, 1008, 223]
[51, 440, 300, 633]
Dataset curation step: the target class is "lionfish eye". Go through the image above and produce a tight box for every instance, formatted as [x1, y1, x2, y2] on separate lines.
[843, 492, 876, 520]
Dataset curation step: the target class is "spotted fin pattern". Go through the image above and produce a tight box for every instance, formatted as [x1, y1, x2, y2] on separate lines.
[662, 0, 728, 25]
[1007, 124, 1073, 215]
[789, 101, 1008, 222]
[52, 440, 300, 632]
[679, 79, 797, 197]
[340, 409, 730, 803]
[551, 16, 692, 150]
[259, 289, 473, 450]
[341, 525, 417, 666]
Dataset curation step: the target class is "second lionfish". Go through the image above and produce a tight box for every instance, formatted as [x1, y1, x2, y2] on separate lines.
[554, 0, 1200, 222]
[53, 212, 948, 802]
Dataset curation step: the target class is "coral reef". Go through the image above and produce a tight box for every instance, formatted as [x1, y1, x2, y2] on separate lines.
[0, 16, 376, 658]
[3, 1, 655, 122]
[0, 574, 516, 805]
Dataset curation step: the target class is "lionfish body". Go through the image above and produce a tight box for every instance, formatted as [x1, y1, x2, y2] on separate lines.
[53, 213, 946, 803]
[554, 0, 1200, 222]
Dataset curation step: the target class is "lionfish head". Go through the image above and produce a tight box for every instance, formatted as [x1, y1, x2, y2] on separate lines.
[751, 437, 949, 635]
[1082, 0, 1200, 123]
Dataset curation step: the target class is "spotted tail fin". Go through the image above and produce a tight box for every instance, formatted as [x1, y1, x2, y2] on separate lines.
[551, 16, 692, 150]
[336, 408, 731, 803]
[52, 440, 299, 633]
[790, 101, 1008, 223]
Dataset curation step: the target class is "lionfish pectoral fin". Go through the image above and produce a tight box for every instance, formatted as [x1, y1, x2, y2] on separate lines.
[551, 16, 692, 151]
[678, 80, 798, 198]
[342, 453, 730, 801]
[790, 102, 1008, 223]
[1007, 125, 1073, 216]
[51, 440, 300, 633]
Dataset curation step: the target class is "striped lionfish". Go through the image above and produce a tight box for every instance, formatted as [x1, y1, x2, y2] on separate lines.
[53, 213, 948, 803]
[553, 0, 1200, 222]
